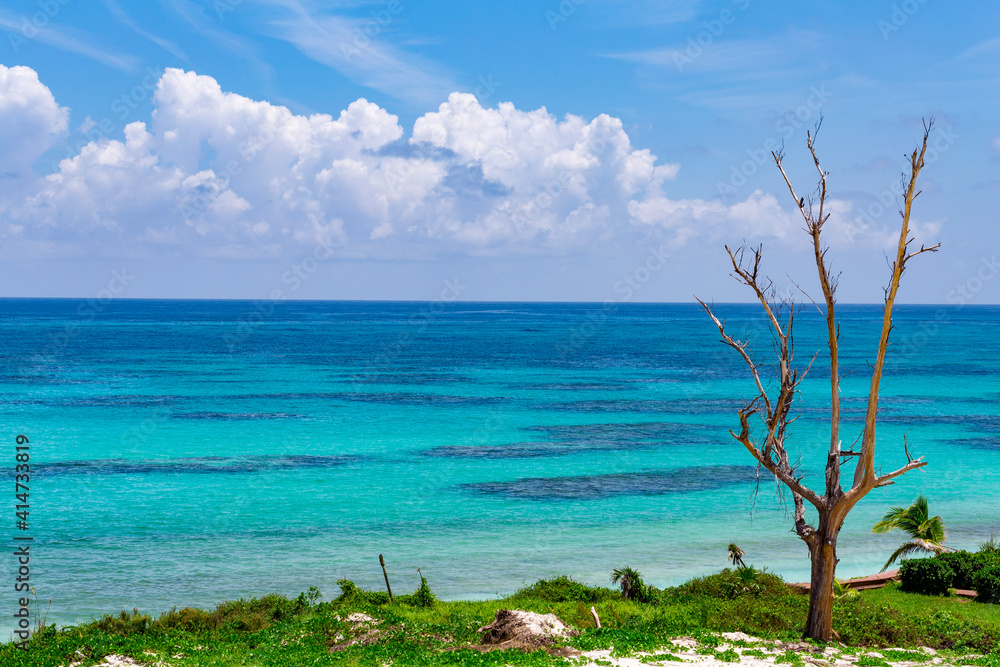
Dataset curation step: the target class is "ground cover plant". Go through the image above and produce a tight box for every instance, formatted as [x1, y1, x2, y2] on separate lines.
[2, 569, 998, 666]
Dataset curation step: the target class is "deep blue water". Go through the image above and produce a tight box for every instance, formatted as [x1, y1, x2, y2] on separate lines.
[1, 299, 998, 637]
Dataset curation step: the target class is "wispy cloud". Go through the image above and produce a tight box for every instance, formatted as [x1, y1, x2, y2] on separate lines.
[102, 0, 189, 61]
[954, 37, 1000, 61]
[587, 0, 703, 27]
[609, 31, 822, 76]
[157, 0, 269, 69]
[258, 0, 457, 107]
[607, 31, 832, 115]
[0, 10, 139, 71]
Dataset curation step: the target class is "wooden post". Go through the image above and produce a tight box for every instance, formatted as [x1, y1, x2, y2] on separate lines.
[379, 554, 394, 603]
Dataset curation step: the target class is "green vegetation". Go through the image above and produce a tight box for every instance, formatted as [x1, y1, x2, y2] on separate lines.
[898, 544, 1000, 602]
[899, 558, 955, 596]
[872, 495, 950, 572]
[610, 566, 651, 602]
[2, 569, 999, 666]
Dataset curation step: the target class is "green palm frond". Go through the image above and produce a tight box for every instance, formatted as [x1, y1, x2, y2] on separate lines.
[916, 517, 946, 543]
[872, 505, 911, 533]
[874, 496, 949, 571]
[611, 566, 644, 600]
[728, 543, 746, 568]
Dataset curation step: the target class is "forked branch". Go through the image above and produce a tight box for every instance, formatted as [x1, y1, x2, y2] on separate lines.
[853, 120, 940, 491]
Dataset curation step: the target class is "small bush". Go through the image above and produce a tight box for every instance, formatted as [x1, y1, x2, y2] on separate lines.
[210, 594, 305, 632]
[92, 609, 152, 636]
[979, 537, 1000, 557]
[335, 579, 389, 606]
[971, 563, 1000, 604]
[305, 586, 323, 605]
[397, 572, 438, 608]
[507, 575, 619, 603]
[667, 568, 789, 601]
[935, 551, 994, 591]
[155, 606, 214, 633]
[336, 575, 438, 608]
[899, 558, 954, 596]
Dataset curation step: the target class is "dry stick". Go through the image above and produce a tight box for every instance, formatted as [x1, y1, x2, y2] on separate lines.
[590, 606, 601, 629]
[379, 553, 394, 603]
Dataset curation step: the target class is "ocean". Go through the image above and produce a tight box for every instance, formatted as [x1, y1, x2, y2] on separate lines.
[1, 299, 998, 637]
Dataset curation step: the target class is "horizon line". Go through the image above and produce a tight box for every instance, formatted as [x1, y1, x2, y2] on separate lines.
[0, 296, 989, 307]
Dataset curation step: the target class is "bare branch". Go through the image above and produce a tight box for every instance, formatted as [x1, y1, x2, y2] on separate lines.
[732, 426, 825, 509]
[724, 245, 786, 339]
[854, 120, 937, 490]
[772, 134, 842, 497]
[874, 457, 928, 486]
[905, 243, 941, 262]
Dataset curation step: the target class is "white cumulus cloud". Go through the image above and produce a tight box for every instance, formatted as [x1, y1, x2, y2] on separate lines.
[0, 66, 836, 260]
[0, 64, 68, 180]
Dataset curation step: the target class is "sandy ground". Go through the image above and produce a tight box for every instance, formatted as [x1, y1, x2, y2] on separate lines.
[76, 629, 984, 666]
[571, 632, 977, 667]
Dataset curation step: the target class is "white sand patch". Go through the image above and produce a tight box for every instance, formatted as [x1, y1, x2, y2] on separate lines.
[569, 633, 973, 667]
[345, 612, 378, 625]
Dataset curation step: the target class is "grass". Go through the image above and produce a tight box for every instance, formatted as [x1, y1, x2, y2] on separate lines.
[2, 571, 999, 666]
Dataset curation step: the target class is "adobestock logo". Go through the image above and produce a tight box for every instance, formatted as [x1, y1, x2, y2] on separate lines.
[672, 0, 752, 72]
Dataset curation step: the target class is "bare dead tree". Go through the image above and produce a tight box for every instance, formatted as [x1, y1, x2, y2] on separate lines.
[696, 120, 940, 642]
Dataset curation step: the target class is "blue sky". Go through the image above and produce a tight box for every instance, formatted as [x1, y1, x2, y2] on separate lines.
[0, 0, 997, 303]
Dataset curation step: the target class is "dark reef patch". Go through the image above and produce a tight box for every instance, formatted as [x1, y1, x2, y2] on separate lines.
[542, 398, 743, 414]
[36, 454, 362, 477]
[461, 464, 756, 500]
[508, 382, 634, 392]
[65, 395, 177, 408]
[343, 372, 468, 385]
[340, 392, 506, 407]
[946, 436, 1000, 450]
[170, 411, 305, 420]
[423, 421, 713, 459]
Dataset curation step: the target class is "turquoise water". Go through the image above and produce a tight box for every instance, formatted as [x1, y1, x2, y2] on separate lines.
[1, 299, 998, 637]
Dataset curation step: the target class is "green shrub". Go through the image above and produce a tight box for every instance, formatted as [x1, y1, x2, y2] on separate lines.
[899, 558, 954, 596]
[666, 568, 789, 601]
[209, 594, 305, 632]
[155, 606, 214, 633]
[935, 551, 997, 591]
[507, 575, 619, 603]
[92, 609, 152, 636]
[334, 579, 389, 605]
[305, 586, 323, 605]
[979, 537, 1000, 557]
[397, 572, 438, 608]
[971, 563, 1000, 604]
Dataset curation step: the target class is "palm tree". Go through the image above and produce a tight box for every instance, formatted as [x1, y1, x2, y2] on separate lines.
[610, 566, 645, 601]
[728, 543, 746, 569]
[871, 495, 950, 572]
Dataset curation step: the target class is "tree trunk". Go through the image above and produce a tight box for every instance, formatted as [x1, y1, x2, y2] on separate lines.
[804, 522, 838, 641]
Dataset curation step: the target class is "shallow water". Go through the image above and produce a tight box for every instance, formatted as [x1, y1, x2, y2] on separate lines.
[1, 299, 998, 637]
